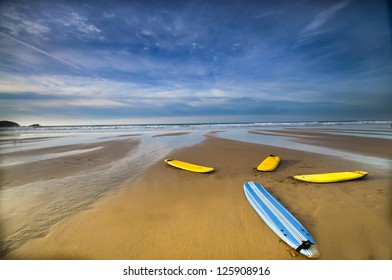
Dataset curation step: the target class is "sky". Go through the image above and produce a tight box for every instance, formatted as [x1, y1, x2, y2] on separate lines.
[0, 0, 391, 125]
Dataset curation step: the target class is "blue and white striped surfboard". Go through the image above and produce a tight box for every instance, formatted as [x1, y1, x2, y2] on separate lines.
[244, 181, 320, 258]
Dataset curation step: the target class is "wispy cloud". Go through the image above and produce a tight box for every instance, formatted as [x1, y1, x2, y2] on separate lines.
[0, 0, 390, 123]
[297, 0, 350, 43]
[0, 4, 104, 42]
[0, 32, 83, 70]
[0, 6, 50, 39]
[57, 11, 104, 41]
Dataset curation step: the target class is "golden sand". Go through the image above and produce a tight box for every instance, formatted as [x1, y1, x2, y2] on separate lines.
[1, 139, 140, 189]
[3, 134, 391, 260]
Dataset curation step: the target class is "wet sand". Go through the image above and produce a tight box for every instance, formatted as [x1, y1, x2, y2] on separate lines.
[153, 132, 190, 137]
[0, 139, 140, 189]
[249, 129, 392, 159]
[0, 138, 141, 256]
[3, 132, 391, 260]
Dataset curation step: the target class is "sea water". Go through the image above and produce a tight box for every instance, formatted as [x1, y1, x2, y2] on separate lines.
[1, 119, 391, 152]
[0, 120, 391, 170]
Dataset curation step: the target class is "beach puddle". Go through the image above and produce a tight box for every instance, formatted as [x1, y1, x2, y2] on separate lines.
[0, 147, 102, 167]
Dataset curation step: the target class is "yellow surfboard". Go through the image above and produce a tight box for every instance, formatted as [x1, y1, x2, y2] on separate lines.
[294, 171, 368, 183]
[164, 159, 214, 173]
[257, 155, 281, 171]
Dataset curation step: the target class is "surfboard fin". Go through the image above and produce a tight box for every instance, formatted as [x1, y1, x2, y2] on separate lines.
[295, 240, 313, 252]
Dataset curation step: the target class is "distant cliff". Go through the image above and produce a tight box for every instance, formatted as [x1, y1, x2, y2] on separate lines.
[0, 120, 20, 127]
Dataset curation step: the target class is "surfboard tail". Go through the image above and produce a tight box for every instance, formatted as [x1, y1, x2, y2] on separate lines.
[298, 244, 320, 259]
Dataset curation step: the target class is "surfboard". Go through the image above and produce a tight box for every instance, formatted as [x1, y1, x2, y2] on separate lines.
[164, 159, 214, 173]
[293, 171, 368, 183]
[257, 155, 280, 171]
[243, 181, 320, 258]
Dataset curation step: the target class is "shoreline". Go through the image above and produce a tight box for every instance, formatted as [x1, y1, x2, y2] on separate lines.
[249, 129, 392, 159]
[3, 133, 391, 260]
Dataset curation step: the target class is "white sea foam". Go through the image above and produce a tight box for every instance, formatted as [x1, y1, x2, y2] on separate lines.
[1, 120, 391, 134]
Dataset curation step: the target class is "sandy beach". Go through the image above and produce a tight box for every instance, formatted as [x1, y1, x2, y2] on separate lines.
[0, 138, 140, 189]
[1, 129, 391, 260]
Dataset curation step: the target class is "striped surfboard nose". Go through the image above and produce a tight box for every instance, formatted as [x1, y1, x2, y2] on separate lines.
[244, 181, 320, 259]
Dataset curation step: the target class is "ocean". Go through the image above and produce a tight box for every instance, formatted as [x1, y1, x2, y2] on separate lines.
[1, 119, 391, 160]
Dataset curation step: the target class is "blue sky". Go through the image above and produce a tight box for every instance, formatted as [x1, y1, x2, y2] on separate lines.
[0, 0, 391, 125]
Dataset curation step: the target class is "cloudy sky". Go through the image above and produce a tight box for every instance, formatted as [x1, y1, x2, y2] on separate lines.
[0, 0, 391, 125]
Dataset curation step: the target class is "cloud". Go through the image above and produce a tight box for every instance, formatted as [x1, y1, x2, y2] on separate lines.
[57, 11, 104, 41]
[0, 6, 50, 38]
[37, 98, 127, 108]
[297, 0, 350, 42]
[0, 3, 104, 42]
[0, 0, 390, 123]
[0, 32, 83, 70]
[0, 71, 342, 112]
